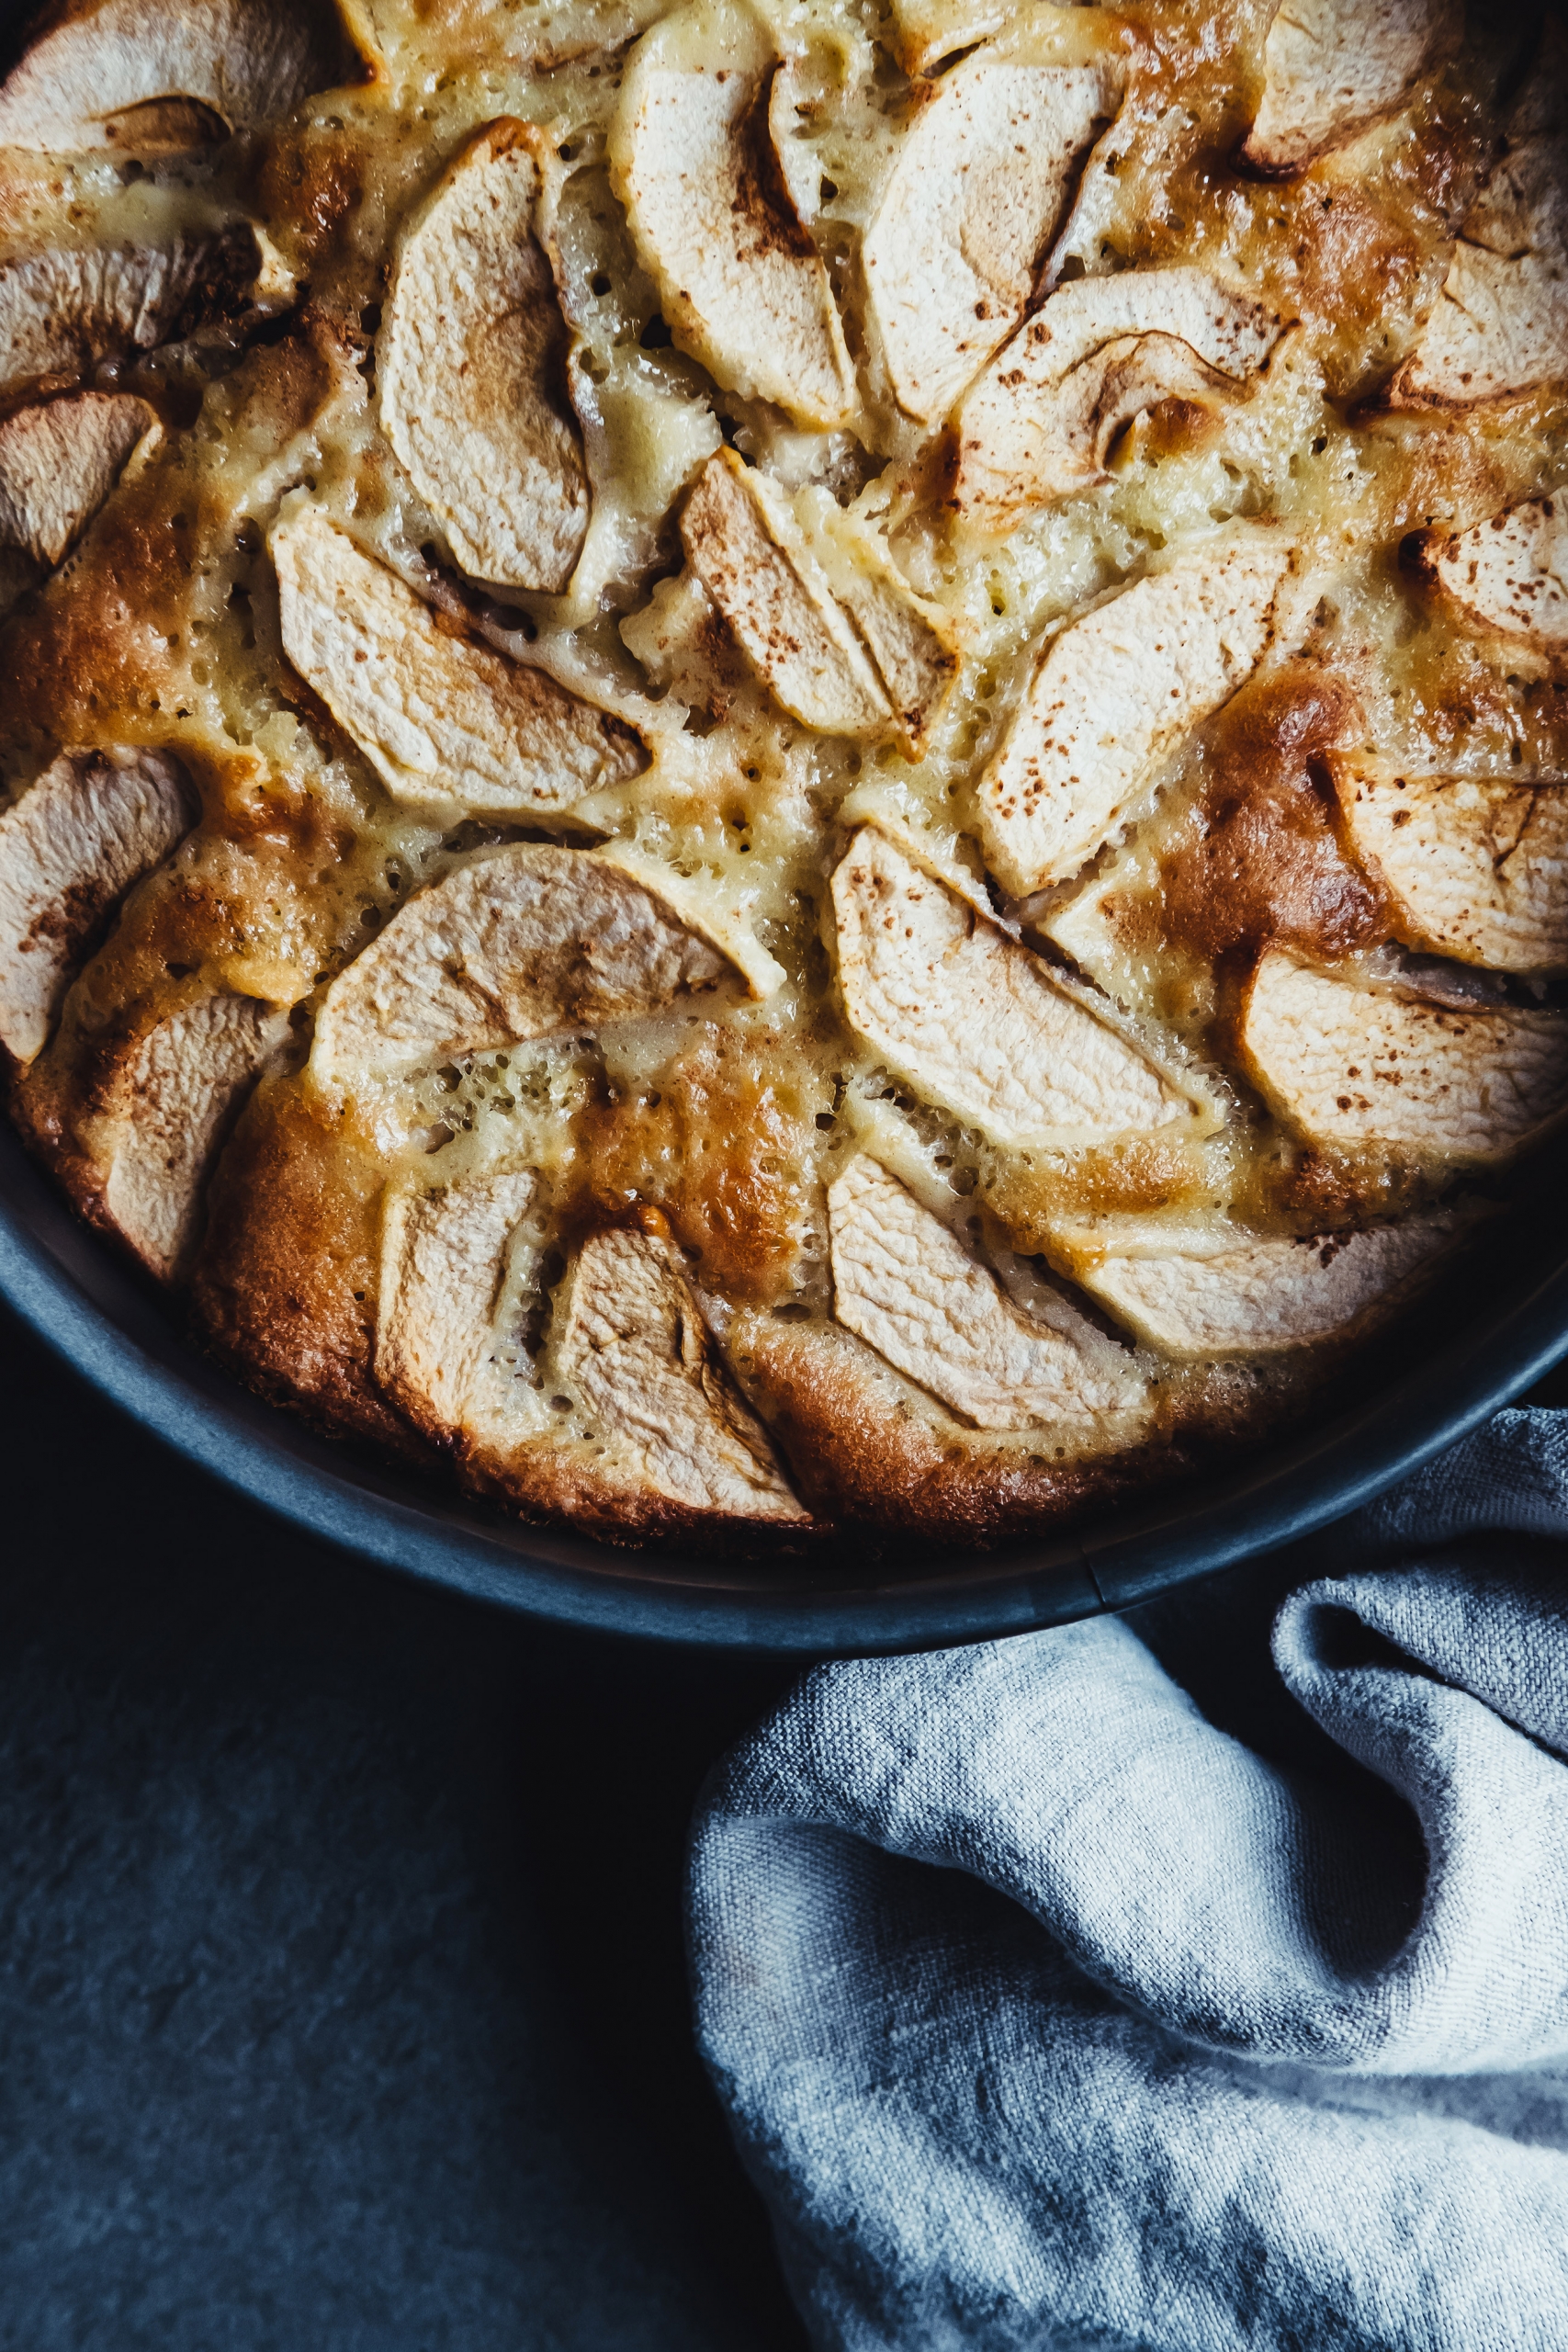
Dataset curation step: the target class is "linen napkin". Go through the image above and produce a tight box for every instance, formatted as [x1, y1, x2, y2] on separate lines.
[688, 1408, 1568, 2351]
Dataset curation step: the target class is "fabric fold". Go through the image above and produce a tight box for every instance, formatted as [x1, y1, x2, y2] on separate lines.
[689, 1408, 1568, 2351]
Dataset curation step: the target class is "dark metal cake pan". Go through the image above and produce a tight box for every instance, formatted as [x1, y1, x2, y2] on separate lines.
[3, 1114, 1565, 1654]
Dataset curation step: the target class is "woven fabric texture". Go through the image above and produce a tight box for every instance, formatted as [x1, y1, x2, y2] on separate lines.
[690, 1410, 1568, 2351]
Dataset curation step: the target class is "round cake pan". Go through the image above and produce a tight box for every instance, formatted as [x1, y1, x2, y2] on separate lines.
[3, 1116, 1565, 1654]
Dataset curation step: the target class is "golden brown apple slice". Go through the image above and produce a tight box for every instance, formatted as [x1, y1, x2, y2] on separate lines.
[1386, 24, 1568, 409]
[832, 827, 1213, 1146]
[806, 505, 962, 759]
[862, 51, 1118, 423]
[548, 1226, 807, 1518]
[271, 507, 642, 818]
[94, 992, 288, 1278]
[1240, 0, 1461, 177]
[0, 0, 371, 152]
[378, 119, 590, 594]
[979, 536, 1297, 898]
[0, 392, 156, 567]
[0, 227, 293, 400]
[0, 748, 196, 1066]
[1333, 758, 1568, 975]
[378, 1166, 539, 1444]
[1241, 950, 1568, 1165]
[609, 0, 856, 429]
[681, 451, 890, 735]
[828, 1155, 1142, 1427]
[1049, 1207, 1475, 1356]
[1408, 497, 1568, 656]
[310, 843, 780, 1088]
[952, 269, 1286, 529]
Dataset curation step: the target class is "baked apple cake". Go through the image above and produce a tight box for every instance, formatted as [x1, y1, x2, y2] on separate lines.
[2, 0, 1566, 1553]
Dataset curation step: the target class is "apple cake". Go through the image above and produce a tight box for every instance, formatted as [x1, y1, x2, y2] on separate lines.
[2, 0, 1566, 1554]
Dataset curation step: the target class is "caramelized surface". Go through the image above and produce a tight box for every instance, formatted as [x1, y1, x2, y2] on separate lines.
[1, 0, 1564, 1551]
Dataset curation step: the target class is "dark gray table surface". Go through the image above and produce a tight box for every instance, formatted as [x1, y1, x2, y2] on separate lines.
[0, 1298, 810, 2351]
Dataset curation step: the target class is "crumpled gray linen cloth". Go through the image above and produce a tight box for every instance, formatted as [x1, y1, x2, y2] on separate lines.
[688, 1410, 1568, 2352]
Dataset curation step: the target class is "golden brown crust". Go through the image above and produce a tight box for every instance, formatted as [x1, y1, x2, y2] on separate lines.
[8, 978, 279, 1282]
[1155, 667, 1390, 971]
[457, 1438, 831, 1559]
[0, 322, 352, 756]
[724, 1309, 1179, 1548]
[189, 1077, 433, 1464]
[566, 1023, 829, 1305]
[2, 476, 197, 746]
[0, 0, 1560, 1557]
